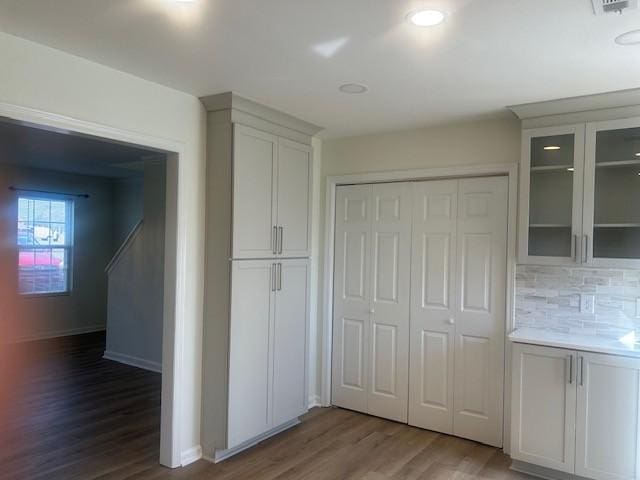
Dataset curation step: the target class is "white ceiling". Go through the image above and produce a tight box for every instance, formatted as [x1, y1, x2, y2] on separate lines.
[1, 0, 640, 137]
[0, 119, 157, 177]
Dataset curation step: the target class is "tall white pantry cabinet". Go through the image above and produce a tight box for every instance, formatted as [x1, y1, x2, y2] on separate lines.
[200, 93, 322, 462]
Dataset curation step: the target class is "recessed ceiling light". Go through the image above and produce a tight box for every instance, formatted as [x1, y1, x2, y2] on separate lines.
[615, 30, 640, 46]
[543, 145, 561, 150]
[635, 152, 640, 157]
[407, 10, 445, 27]
[567, 167, 575, 172]
[339, 83, 368, 94]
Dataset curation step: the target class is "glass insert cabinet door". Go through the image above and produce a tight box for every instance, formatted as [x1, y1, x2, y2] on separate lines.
[519, 125, 585, 263]
[584, 118, 640, 265]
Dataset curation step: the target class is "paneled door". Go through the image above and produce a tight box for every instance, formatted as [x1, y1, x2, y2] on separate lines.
[276, 139, 312, 258]
[232, 124, 278, 259]
[408, 179, 458, 434]
[575, 352, 640, 480]
[452, 177, 507, 447]
[332, 183, 412, 422]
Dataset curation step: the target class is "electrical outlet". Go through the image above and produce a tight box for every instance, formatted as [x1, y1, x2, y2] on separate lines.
[580, 294, 595, 314]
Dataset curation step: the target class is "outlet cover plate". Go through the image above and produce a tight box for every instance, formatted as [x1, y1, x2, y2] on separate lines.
[580, 294, 595, 314]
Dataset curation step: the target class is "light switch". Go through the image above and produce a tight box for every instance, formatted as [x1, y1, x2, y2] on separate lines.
[580, 294, 595, 314]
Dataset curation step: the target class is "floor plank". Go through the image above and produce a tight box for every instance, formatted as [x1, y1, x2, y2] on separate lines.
[0, 333, 534, 479]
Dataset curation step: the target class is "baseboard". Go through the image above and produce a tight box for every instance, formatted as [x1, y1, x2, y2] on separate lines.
[510, 460, 576, 480]
[103, 350, 162, 373]
[10, 325, 106, 343]
[204, 418, 300, 464]
[308, 394, 322, 408]
[180, 445, 202, 466]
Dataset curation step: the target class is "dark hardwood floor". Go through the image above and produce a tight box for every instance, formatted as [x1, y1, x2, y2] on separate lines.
[0, 332, 533, 480]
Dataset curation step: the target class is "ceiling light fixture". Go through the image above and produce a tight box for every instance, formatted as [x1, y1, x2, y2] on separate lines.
[635, 152, 640, 157]
[407, 9, 445, 27]
[615, 29, 640, 46]
[567, 167, 575, 172]
[543, 145, 561, 150]
[339, 83, 369, 94]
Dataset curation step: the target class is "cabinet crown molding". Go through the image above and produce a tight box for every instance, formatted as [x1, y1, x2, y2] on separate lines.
[508, 88, 640, 128]
[200, 91, 323, 138]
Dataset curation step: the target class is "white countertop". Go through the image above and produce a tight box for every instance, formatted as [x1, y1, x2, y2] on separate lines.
[509, 327, 640, 359]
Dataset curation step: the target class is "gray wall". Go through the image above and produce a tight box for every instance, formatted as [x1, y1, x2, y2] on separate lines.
[0, 164, 114, 341]
[112, 176, 144, 247]
[105, 161, 166, 369]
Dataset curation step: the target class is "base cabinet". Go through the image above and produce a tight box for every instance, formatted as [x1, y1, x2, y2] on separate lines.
[511, 343, 640, 480]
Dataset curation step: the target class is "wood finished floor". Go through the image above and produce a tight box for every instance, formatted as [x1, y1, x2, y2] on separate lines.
[0, 333, 534, 480]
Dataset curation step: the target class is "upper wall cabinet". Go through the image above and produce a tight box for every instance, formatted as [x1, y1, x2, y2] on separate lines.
[519, 125, 585, 265]
[232, 124, 312, 259]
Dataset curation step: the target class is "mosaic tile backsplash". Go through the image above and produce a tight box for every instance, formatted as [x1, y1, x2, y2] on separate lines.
[515, 264, 640, 339]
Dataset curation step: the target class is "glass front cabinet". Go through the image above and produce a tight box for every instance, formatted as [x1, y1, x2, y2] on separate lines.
[519, 117, 640, 267]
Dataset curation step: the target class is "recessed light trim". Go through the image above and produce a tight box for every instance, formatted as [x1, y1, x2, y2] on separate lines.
[407, 9, 445, 27]
[543, 145, 561, 150]
[339, 83, 369, 94]
[615, 29, 640, 46]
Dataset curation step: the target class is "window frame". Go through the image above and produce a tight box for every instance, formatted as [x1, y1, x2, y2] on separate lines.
[16, 195, 75, 297]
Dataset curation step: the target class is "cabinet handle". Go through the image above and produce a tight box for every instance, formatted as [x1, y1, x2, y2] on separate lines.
[568, 355, 574, 384]
[579, 356, 584, 386]
[572, 235, 577, 262]
[277, 262, 282, 291]
[271, 264, 276, 292]
[583, 235, 589, 264]
[272, 226, 278, 255]
[278, 227, 283, 255]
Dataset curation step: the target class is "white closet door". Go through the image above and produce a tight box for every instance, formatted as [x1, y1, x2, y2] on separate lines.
[276, 139, 312, 258]
[367, 183, 412, 422]
[332, 184, 373, 413]
[452, 176, 508, 447]
[232, 124, 278, 259]
[408, 180, 458, 433]
[228, 260, 275, 448]
[575, 352, 640, 480]
[272, 259, 309, 426]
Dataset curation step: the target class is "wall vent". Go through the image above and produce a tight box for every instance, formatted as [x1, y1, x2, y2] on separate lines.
[592, 0, 638, 14]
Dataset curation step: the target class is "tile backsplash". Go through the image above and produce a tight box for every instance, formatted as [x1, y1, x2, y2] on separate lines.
[515, 264, 640, 339]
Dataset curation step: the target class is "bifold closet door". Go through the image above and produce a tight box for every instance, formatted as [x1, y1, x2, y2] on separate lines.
[452, 177, 507, 447]
[332, 183, 412, 422]
[408, 179, 458, 434]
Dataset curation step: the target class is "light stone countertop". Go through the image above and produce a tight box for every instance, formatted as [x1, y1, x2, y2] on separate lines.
[509, 327, 640, 359]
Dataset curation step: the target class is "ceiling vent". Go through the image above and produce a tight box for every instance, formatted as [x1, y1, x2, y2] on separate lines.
[592, 0, 638, 14]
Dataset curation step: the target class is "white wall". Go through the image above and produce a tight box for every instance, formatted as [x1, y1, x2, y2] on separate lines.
[105, 161, 166, 371]
[0, 31, 206, 465]
[314, 118, 521, 400]
[0, 164, 114, 340]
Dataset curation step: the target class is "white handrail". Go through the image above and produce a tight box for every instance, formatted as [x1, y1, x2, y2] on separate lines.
[105, 219, 143, 275]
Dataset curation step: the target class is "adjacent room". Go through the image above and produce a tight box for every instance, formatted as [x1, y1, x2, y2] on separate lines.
[1, 1, 640, 479]
[0, 120, 170, 478]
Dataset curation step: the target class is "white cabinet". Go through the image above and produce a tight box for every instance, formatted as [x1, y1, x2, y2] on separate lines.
[575, 352, 640, 480]
[228, 258, 309, 449]
[518, 116, 640, 267]
[511, 343, 577, 473]
[511, 342, 640, 480]
[232, 124, 311, 259]
[201, 93, 320, 461]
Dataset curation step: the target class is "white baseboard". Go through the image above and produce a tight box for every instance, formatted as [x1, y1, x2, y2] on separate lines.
[10, 325, 106, 343]
[510, 460, 575, 480]
[204, 418, 300, 464]
[103, 350, 162, 373]
[180, 445, 202, 466]
[308, 395, 322, 408]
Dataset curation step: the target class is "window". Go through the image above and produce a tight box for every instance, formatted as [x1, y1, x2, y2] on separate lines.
[17, 197, 74, 295]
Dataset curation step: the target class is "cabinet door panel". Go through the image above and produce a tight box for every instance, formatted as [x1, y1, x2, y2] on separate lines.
[453, 177, 507, 447]
[511, 343, 577, 473]
[409, 179, 457, 433]
[332, 185, 372, 413]
[277, 138, 312, 257]
[228, 260, 274, 448]
[233, 124, 277, 259]
[576, 352, 640, 480]
[519, 125, 585, 265]
[272, 259, 309, 426]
